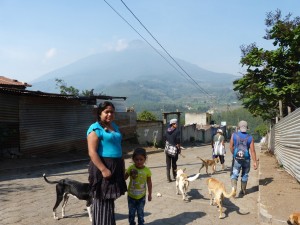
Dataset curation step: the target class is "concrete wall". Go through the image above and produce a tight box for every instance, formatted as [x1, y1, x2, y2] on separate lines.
[136, 120, 213, 147]
[181, 124, 197, 142]
[136, 120, 163, 146]
[185, 112, 212, 126]
[181, 124, 212, 144]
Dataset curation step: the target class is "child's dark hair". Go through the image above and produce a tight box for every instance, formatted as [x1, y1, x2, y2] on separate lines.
[132, 148, 147, 159]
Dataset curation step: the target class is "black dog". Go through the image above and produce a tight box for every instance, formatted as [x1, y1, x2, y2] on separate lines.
[43, 173, 92, 221]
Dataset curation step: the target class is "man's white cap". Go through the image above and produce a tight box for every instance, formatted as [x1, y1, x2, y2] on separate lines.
[238, 120, 248, 132]
[170, 118, 177, 124]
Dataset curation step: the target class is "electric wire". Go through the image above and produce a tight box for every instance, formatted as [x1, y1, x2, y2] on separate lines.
[103, 0, 202, 91]
[104, 0, 213, 98]
[119, 0, 212, 97]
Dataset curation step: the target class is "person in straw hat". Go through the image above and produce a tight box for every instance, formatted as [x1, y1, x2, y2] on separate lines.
[212, 128, 226, 170]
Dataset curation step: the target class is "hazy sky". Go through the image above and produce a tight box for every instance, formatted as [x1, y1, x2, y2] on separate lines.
[1, 0, 300, 83]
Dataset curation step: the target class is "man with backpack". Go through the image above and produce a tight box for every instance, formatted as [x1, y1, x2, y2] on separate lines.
[229, 120, 258, 197]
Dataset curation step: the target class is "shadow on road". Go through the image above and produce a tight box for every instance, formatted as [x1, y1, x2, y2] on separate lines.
[146, 211, 206, 225]
[259, 177, 274, 186]
[187, 188, 205, 200]
[223, 199, 250, 218]
[0, 161, 89, 182]
[116, 212, 130, 221]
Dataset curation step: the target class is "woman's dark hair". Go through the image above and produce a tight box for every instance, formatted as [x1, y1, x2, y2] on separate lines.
[97, 101, 115, 121]
[132, 148, 147, 160]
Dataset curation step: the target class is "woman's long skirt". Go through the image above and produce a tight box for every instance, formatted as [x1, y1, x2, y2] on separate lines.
[88, 157, 127, 225]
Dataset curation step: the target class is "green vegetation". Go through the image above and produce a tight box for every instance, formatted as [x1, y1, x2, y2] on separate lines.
[108, 77, 238, 118]
[212, 107, 268, 141]
[234, 10, 300, 121]
[55, 78, 80, 96]
[254, 124, 269, 137]
[137, 110, 157, 121]
[55, 78, 101, 97]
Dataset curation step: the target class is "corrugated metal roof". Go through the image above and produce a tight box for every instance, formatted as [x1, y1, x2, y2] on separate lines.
[0, 76, 32, 87]
[0, 87, 76, 99]
[0, 87, 128, 102]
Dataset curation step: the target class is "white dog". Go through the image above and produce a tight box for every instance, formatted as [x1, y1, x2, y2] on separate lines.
[176, 168, 200, 200]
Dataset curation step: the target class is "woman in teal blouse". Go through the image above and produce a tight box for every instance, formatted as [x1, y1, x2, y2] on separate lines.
[87, 101, 127, 225]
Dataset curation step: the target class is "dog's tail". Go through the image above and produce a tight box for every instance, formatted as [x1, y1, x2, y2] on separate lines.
[43, 173, 59, 184]
[197, 157, 205, 163]
[187, 173, 200, 182]
[222, 186, 236, 198]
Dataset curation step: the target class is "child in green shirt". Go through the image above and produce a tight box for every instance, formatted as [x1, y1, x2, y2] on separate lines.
[125, 148, 152, 225]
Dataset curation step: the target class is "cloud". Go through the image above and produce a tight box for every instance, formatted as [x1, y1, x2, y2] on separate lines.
[114, 39, 128, 51]
[45, 48, 57, 59]
[103, 39, 129, 52]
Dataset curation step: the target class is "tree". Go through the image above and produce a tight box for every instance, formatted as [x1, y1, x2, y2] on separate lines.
[137, 110, 157, 121]
[55, 78, 101, 97]
[55, 79, 80, 96]
[81, 89, 95, 97]
[234, 10, 300, 121]
[254, 124, 269, 137]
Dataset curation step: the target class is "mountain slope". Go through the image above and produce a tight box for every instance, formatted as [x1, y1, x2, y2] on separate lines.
[29, 40, 240, 110]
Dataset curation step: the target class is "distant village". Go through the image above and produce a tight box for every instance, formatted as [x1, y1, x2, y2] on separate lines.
[0, 75, 226, 159]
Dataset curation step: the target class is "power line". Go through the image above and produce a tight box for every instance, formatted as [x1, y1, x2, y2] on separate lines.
[119, 0, 212, 97]
[103, 0, 212, 97]
[103, 0, 202, 91]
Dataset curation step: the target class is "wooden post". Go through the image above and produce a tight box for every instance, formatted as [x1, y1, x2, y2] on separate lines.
[279, 100, 283, 119]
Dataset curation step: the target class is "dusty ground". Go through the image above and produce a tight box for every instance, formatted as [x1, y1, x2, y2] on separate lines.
[259, 150, 300, 224]
[1, 142, 299, 224]
[0, 144, 260, 225]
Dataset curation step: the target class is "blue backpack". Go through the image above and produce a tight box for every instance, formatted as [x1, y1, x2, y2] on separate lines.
[233, 133, 250, 160]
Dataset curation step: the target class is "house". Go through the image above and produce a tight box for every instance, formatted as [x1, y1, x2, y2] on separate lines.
[0, 76, 32, 89]
[185, 112, 212, 126]
[180, 112, 213, 144]
[0, 76, 136, 158]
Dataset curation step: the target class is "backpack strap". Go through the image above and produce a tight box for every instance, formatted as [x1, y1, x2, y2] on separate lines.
[233, 132, 251, 159]
[234, 132, 250, 146]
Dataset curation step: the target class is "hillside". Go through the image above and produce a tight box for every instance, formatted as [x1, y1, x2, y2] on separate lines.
[29, 40, 240, 112]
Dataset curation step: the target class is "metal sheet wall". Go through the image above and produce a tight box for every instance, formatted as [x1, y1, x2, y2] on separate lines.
[19, 96, 94, 156]
[19, 96, 137, 156]
[0, 94, 20, 156]
[0, 94, 19, 122]
[115, 111, 137, 140]
[0, 92, 137, 157]
[274, 108, 300, 182]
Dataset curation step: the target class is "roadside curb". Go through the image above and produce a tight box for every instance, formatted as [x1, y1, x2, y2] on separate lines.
[257, 151, 287, 225]
[257, 151, 272, 225]
[258, 150, 272, 225]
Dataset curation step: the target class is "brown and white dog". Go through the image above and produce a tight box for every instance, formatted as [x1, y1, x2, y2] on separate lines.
[287, 212, 300, 225]
[206, 177, 236, 219]
[176, 168, 200, 201]
[197, 157, 219, 174]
